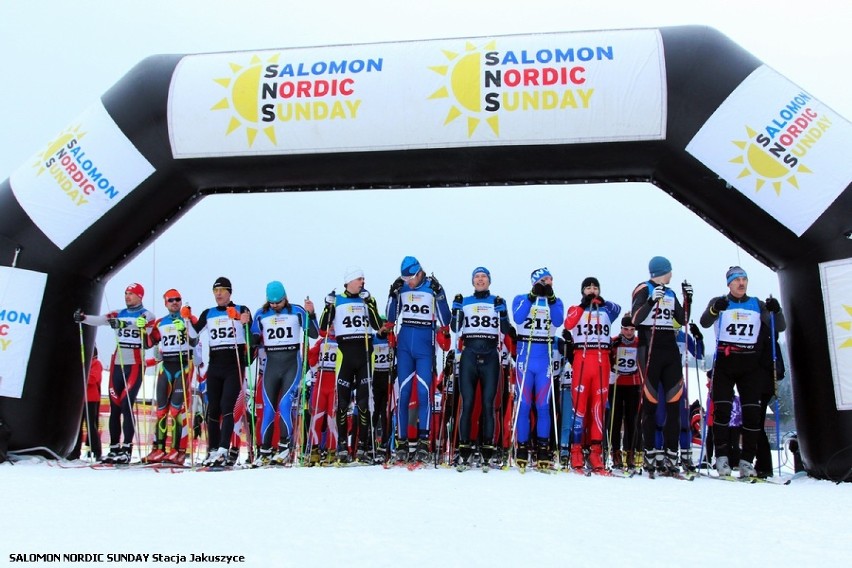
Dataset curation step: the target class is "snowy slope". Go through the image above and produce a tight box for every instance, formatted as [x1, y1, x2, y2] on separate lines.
[2, 459, 848, 568]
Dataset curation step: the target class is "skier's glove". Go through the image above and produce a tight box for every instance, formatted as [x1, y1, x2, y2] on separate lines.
[325, 291, 336, 306]
[73, 309, 86, 324]
[429, 275, 443, 295]
[765, 297, 781, 313]
[494, 296, 506, 313]
[107, 317, 125, 330]
[648, 285, 666, 305]
[682, 282, 694, 302]
[688, 323, 702, 341]
[135, 316, 148, 329]
[452, 294, 463, 310]
[711, 297, 729, 314]
[389, 277, 404, 297]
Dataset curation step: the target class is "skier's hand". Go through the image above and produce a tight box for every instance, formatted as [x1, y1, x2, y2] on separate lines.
[358, 289, 371, 301]
[325, 291, 336, 305]
[174, 319, 186, 332]
[73, 309, 86, 324]
[389, 277, 404, 297]
[135, 316, 148, 329]
[494, 296, 506, 313]
[180, 305, 192, 319]
[689, 323, 702, 341]
[648, 285, 666, 305]
[765, 297, 781, 313]
[711, 297, 729, 314]
[107, 317, 125, 330]
[429, 275, 443, 295]
[682, 282, 694, 302]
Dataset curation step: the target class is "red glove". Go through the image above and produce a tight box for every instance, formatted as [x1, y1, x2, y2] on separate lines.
[387, 331, 397, 349]
[180, 305, 192, 319]
[436, 326, 451, 352]
[227, 306, 238, 320]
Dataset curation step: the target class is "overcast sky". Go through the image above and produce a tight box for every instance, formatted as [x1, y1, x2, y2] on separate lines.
[2, 0, 849, 358]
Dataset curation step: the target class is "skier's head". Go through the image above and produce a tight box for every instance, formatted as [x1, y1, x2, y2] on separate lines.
[344, 266, 365, 294]
[124, 282, 144, 307]
[266, 280, 286, 305]
[162, 288, 183, 314]
[212, 276, 233, 306]
[726, 266, 748, 298]
[530, 267, 552, 286]
[648, 256, 672, 284]
[620, 315, 635, 338]
[401, 256, 424, 287]
[471, 266, 491, 291]
[581, 276, 600, 296]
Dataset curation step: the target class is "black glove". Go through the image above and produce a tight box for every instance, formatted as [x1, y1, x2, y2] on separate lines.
[531, 282, 547, 297]
[389, 277, 404, 297]
[107, 317, 125, 330]
[580, 293, 594, 308]
[73, 309, 86, 324]
[494, 296, 506, 313]
[562, 329, 574, 350]
[359, 289, 371, 301]
[765, 297, 781, 313]
[325, 291, 336, 305]
[682, 282, 694, 303]
[689, 323, 703, 341]
[453, 293, 463, 304]
[712, 297, 729, 313]
[507, 327, 518, 342]
[429, 275, 442, 295]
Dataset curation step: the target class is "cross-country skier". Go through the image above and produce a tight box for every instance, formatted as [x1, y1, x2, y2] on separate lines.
[190, 277, 252, 467]
[511, 267, 564, 469]
[74, 283, 155, 464]
[144, 289, 198, 465]
[307, 329, 339, 465]
[250, 281, 317, 466]
[630, 257, 690, 476]
[564, 276, 621, 472]
[320, 267, 383, 463]
[385, 256, 452, 464]
[608, 316, 642, 471]
[450, 267, 513, 470]
[699, 265, 785, 478]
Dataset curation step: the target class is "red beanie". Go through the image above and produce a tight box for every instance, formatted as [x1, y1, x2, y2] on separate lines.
[125, 283, 144, 299]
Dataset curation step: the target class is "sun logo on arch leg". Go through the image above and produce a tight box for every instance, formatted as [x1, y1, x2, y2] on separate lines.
[428, 41, 499, 138]
[212, 54, 277, 147]
[837, 305, 852, 349]
[32, 125, 85, 176]
[728, 126, 812, 196]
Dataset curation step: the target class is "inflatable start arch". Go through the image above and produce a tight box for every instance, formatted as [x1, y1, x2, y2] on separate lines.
[1, 26, 851, 479]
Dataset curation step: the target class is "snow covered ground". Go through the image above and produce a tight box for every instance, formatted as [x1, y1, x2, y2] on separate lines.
[2, 457, 849, 568]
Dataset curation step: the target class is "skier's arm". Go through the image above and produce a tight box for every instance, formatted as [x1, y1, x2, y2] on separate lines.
[631, 284, 652, 326]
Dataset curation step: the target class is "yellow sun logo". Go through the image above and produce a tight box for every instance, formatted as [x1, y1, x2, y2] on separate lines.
[32, 125, 85, 176]
[212, 54, 277, 147]
[429, 41, 499, 137]
[729, 126, 812, 196]
[837, 304, 852, 349]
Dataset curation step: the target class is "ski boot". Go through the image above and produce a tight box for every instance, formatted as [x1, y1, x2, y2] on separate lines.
[715, 455, 732, 476]
[336, 442, 351, 464]
[164, 448, 186, 466]
[611, 449, 624, 470]
[588, 443, 605, 473]
[394, 440, 412, 464]
[738, 459, 757, 479]
[144, 446, 166, 464]
[225, 447, 240, 467]
[307, 447, 321, 466]
[253, 448, 272, 468]
[559, 445, 570, 468]
[633, 450, 644, 472]
[101, 444, 121, 464]
[355, 443, 370, 464]
[271, 443, 291, 466]
[457, 443, 473, 472]
[322, 449, 337, 467]
[625, 450, 636, 473]
[644, 449, 659, 477]
[414, 438, 431, 464]
[113, 444, 132, 464]
[535, 438, 554, 470]
[659, 449, 680, 476]
[202, 447, 228, 467]
[481, 445, 497, 471]
[570, 444, 586, 472]
[680, 449, 697, 473]
[515, 442, 530, 472]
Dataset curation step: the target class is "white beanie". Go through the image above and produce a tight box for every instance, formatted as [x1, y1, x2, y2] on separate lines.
[344, 266, 364, 284]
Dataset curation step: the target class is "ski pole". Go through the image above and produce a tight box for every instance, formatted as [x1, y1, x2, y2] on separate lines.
[77, 322, 93, 462]
[769, 299, 782, 477]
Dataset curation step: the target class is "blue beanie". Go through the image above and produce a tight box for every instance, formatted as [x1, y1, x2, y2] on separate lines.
[471, 266, 491, 283]
[726, 266, 748, 284]
[530, 267, 552, 285]
[401, 256, 421, 277]
[266, 280, 286, 303]
[648, 256, 672, 278]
